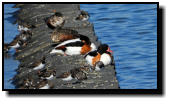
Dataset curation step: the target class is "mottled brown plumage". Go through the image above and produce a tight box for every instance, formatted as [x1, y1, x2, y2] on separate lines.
[18, 22, 36, 32]
[36, 79, 54, 89]
[15, 31, 32, 42]
[8, 39, 23, 50]
[38, 69, 56, 80]
[28, 56, 45, 69]
[70, 68, 87, 80]
[50, 29, 80, 43]
[76, 10, 89, 21]
[36, 79, 48, 88]
[4, 43, 10, 53]
[46, 12, 65, 29]
[19, 77, 35, 89]
[57, 72, 71, 78]
[57, 67, 89, 81]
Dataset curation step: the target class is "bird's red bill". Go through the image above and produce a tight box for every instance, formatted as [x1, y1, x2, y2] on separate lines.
[107, 47, 113, 54]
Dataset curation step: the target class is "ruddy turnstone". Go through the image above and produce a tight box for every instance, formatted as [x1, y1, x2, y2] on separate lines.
[18, 22, 36, 32]
[19, 77, 35, 89]
[4, 43, 10, 53]
[37, 69, 56, 80]
[14, 31, 32, 42]
[76, 10, 90, 21]
[45, 12, 65, 29]
[36, 79, 54, 89]
[57, 66, 89, 81]
[8, 39, 23, 50]
[28, 56, 46, 70]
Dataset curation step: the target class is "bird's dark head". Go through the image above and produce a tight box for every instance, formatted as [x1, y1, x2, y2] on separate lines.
[18, 40, 24, 46]
[81, 10, 89, 16]
[80, 35, 91, 45]
[4, 43, 10, 50]
[41, 56, 46, 64]
[97, 44, 113, 54]
[55, 12, 63, 17]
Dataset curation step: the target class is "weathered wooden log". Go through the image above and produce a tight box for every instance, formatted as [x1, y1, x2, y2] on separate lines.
[12, 4, 119, 89]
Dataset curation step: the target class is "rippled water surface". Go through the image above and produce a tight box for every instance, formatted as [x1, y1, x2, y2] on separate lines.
[81, 4, 157, 89]
[4, 4, 19, 89]
[4, 4, 157, 89]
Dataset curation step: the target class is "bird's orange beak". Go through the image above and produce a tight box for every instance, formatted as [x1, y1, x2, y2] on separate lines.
[107, 47, 113, 54]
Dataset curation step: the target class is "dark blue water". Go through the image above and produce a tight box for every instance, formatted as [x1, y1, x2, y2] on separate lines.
[81, 4, 157, 89]
[4, 4, 20, 89]
[4, 4, 157, 89]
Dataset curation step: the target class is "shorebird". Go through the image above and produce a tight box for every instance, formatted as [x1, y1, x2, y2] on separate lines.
[18, 22, 35, 32]
[45, 12, 65, 29]
[28, 56, 46, 70]
[15, 31, 32, 42]
[8, 39, 25, 52]
[37, 69, 56, 80]
[36, 79, 54, 89]
[76, 10, 90, 21]
[57, 66, 89, 81]
[4, 43, 10, 53]
[19, 77, 35, 89]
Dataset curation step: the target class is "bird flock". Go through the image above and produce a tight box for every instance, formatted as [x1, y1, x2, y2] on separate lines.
[4, 10, 114, 89]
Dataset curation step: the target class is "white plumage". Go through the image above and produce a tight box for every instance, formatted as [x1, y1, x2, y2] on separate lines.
[85, 55, 93, 66]
[22, 36, 27, 41]
[95, 65, 101, 71]
[62, 75, 73, 81]
[39, 84, 49, 89]
[90, 43, 96, 51]
[50, 39, 96, 55]
[45, 75, 54, 80]
[50, 49, 64, 54]
[82, 16, 89, 21]
[9, 43, 20, 49]
[33, 63, 45, 70]
[85, 52, 112, 70]
[65, 47, 82, 55]
[100, 53, 112, 66]
[52, 17, 64, 27]
[18, 25, 30, 32]
[55, 39, 81, 47]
